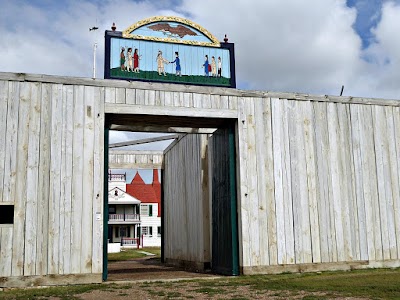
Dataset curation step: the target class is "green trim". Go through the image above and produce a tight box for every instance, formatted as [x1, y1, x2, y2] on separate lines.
[229, 126, 239, 275]
[102, 126, 109, 281]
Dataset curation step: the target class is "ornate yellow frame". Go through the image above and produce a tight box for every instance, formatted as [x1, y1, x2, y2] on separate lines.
[122, 16, 221, 47]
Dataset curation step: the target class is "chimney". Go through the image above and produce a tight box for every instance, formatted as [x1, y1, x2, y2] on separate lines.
[153, 169, 159, 184]
[152, 169, 161, 216]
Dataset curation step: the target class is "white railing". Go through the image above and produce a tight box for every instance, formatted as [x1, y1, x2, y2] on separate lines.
[121, 237, 139, 247]
[108, 214, 140, 222]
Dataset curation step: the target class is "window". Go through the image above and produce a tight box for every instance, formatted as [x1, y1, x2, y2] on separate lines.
[141, 226, 153, 237]
[157, 226, 161, 237]
[141, 204, 153, 216]
[109, 205, 116, 214]
[0, 205, 14, 224]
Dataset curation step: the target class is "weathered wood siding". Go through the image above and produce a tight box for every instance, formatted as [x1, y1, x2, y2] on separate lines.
[1, 72, 400, 283]
[109, 150, 164, 169]
[0, 79, 104, 286]
[163, 134, 211, 268]
[238, 98, 400, 273]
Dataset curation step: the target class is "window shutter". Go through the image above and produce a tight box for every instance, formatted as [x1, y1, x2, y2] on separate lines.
[149, 205, 153, 216]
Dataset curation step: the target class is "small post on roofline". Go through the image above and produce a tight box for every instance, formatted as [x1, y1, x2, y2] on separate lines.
[340, 85, 344, 96]
[90, 25, 99, 79]
[93, 42, 97, 79]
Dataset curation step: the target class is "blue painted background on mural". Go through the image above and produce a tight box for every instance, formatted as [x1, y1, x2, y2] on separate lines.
[111, 37, 231, 78]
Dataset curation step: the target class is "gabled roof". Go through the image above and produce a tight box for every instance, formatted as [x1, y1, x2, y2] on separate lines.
[127, 172, 158, 203]
[108, 186, 141, 204]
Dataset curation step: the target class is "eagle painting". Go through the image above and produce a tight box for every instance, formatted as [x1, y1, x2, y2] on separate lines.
[148, 23, 198, 39]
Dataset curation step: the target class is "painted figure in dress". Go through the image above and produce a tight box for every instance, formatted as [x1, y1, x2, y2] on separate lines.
[156, 50, 169, 76]
[120, 47, 126, 71]
[127, 48, 133, 72]
[133, 48, 141, 73]
[218, 56, 222, 77]
[170, 51, 182, 76]
[211, 56, 217, 77]
[203, 55, 209, 76]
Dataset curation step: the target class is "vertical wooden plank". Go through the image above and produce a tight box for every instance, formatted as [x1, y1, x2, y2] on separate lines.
[313, 102, 333, 262]
[23, 82, 41, 276]
[372, 106, 391, 260]
[71, 85, 84, 274]
[384, 106, 399, 259]
[229, 96, 238, 110]
[202, 94, 211, 109]
[337, 104, 356, 261]
[104, 87, 116, 104]
[173, 91, 180, 107]
[254, 97, 277, 266]
[0, 81, 9, 201]
[272, 99, 287, 264]
[12, 82, 31, 276]
[60, 85, 74, 274]
[349, 104, 368, 261]
[164, 91, 172, 107]
[155, 90, 163, 106]
[288, 100, 312, 263]
[115, 87, 126, 104]
[36, 83, 52, 275]
[220, 95, 229, 109]
[145, 90, 156, 106]
[263, 97, 278, 266]
[136, 89, 145, 105]
[125, 88, 136, 105]
[193, 93, 202, 108]
[393, 107, 400, 259]
[3, 81, 20, 203]
[92, 87, 104, 274]
[81, 85, 95, 273]
[244, 98, 260, 266]
[303, 101, 321, 263]
[211, 94, 221, 109]
[48, 84, 63, 274]
[359, 105, 380, 260]
[182, 92, 193, 108]
[0, 227, 13, 276]
[237, 97, 250, 267]
[327, 103, 346, 262]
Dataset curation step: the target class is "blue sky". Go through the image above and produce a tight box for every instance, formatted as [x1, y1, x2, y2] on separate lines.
[1, 0, 400, 97]
[1, 0, 400, 176]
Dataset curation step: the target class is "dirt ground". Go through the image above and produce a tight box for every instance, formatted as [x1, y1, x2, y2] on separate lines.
[82, 257, 370, 299]
[107, 256, 217, 281]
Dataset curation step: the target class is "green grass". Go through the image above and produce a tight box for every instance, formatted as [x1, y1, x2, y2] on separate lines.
[1, 268, 399, 300]
[110, 68, 231, 86]
[107, 247, 160, 261]
[222, 268, 400, 299]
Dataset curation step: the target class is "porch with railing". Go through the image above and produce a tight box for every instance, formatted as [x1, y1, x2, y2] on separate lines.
[121, 237, 140, 248]
[108, 213, 140, 223]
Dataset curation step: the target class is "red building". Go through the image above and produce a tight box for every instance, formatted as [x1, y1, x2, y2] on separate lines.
[126, 169, 161, 217]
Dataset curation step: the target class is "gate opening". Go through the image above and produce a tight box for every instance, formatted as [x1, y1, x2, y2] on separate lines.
[103, 114, 239, 281]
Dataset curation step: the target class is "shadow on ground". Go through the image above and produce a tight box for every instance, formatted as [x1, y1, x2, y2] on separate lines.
[107, 257, 216, 281]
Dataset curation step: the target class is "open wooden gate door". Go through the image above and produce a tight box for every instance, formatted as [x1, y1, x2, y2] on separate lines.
[211, 125, 239, 275]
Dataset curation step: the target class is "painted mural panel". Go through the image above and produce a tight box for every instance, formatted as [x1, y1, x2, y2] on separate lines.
[105, 16, 236, 88]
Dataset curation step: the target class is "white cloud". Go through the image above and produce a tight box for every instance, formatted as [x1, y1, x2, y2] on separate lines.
[1, 0, 400, 99]
[350, 1, 400, 98]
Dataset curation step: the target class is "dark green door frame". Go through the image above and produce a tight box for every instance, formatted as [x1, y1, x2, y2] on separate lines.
[102, 123, 110, 281]
[211, 123, 239, 275]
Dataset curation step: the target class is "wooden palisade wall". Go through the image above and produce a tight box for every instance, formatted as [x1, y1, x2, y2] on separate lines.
[163, 134, 211, 269]
[238, 97, 400, 273]
[0, 77, 104, 287]
[108, 150, 164, 169]
[1, 72, 400, 285]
